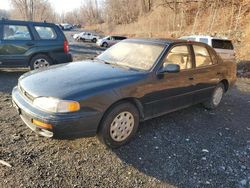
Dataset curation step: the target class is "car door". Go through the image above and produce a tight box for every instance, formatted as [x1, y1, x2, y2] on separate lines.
[86, 33, 91, 40]
[190, 44, 220, 103]
[144, 44, 196, 117]
[0, 23, 34, 67]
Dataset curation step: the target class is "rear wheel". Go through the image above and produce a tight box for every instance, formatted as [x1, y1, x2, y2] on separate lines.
[102, 42, 108, 48]
[30, 54, 52, 70]
[97, 102, 139, 148]
[92, 38, 97, 43]
[203, 83, 225, 109]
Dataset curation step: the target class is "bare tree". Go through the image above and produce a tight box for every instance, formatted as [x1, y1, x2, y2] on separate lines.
[10, 0, 57, 22]
[0, 9, 10, 19]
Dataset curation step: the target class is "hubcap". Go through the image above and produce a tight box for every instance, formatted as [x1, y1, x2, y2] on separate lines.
[33, 58, 50, 69]
[213, 87, 223, 106]
[110, 111, 134, 142]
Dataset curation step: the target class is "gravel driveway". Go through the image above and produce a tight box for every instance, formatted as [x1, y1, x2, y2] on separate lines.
[0, 32, 250, 188]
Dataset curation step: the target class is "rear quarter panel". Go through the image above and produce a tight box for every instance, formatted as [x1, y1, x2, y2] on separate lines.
[223, 61, 237, 87]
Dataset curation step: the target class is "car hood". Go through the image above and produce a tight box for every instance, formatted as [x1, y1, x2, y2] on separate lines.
[18, 60, 147, 99]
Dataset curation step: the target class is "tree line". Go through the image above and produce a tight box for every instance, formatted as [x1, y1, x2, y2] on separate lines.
[1, 0, 249, 35]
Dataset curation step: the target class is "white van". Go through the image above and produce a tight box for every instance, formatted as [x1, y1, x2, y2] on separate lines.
[179, 35, 235, 62]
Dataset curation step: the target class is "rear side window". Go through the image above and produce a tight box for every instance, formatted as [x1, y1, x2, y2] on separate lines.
[199, 38, 209, 44]
[35, 26, 57, 39]
[212, 39, 234, 50]
[3, 25, 31, 40]
[193, 45, 213, 68]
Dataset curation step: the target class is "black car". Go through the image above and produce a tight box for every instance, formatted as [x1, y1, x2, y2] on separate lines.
[12, 39, 236, 148]
[0, 19, 72, 69]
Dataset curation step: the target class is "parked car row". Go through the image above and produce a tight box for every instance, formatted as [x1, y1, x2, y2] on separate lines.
[72, 32, 235, 64]
[73, 31, 127, 48]
[0, 20, 237, 148]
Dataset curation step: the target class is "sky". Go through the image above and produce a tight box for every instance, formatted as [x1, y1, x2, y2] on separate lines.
[0, 0, 83, 14]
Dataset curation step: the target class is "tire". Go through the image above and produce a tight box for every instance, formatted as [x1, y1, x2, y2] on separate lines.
[92, 38, 97, 43]
[80, 38, 85, 42]
[203, 83, 225, 110]
[97, 102, 139, 148]
[30, 54, 52, 70]
[102, 42, 108, 48]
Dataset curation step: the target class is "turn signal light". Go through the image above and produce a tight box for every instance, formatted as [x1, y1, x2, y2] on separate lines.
[67, 101, 80, 112]
[32, 119, 52, 129]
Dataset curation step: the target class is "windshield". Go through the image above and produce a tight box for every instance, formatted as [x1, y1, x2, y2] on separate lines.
[96, 41, 165, 71]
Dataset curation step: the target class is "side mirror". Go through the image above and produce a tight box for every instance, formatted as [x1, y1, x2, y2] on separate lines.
[159, 64, 180, 74]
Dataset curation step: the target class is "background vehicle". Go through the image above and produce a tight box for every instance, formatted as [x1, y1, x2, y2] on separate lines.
[96, 36, 127, 47]
[73, 32, 100, 43]
[0, 19, 72, 69]
[12, 39, 236, 148]
[60, 23, 73, 31]
[179, 35, 235, 62]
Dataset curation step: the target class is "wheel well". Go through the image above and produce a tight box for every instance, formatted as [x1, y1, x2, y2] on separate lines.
[97, 98, 144, 132]
[220, 79, 229, 92]
[29, 53, 51, 66]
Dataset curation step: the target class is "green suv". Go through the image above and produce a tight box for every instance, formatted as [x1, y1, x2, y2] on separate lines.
[0, 19, 72, 69]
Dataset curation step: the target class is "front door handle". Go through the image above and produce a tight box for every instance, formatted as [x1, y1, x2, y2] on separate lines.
[189, 77, 194, 80]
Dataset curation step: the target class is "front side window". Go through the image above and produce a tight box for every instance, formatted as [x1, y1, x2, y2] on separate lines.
[163, 45, 192, 70]
[193, 45, 213, 67]
[3, 25, 31, 40]
[96, 41, 164, 71]
[35, 26, 57, 39]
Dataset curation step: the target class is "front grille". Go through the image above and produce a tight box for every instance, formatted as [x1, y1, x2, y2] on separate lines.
[18, 85, 35, 102]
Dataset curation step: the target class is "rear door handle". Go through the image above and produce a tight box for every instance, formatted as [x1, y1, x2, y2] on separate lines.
[217, 72, 222, 75]
[189, 77, 194, 80]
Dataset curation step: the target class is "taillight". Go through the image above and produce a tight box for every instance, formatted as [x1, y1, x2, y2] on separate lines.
[64, 40, 69, 53]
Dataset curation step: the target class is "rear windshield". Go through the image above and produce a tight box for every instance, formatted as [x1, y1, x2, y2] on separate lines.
[212, 39, 234, 50]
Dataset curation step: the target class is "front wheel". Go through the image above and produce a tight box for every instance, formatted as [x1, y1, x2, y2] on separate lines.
[92, 38, 97, 43]
[203, 83, 225, 109]
[97, 102, 139, 148]
[102, 42, 108, 48]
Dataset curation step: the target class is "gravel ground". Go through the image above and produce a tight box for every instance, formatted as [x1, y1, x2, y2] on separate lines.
[0, 31, 250, 188]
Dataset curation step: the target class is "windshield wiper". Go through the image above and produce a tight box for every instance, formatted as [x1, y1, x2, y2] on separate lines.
[95, 58, 113, 65]
[95, 58, 139, 71]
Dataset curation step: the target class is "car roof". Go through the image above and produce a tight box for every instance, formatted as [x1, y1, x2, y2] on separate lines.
[0, 19, 56, 26]
[180, 35, 230, 41]
[124, 38, 208, 46]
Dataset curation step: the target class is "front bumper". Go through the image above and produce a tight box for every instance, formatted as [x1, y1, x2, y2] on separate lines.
[96, 41, 103, 46]
[12, 86, 102, 138]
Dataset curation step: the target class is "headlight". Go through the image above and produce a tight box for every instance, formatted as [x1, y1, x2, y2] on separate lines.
[33, 97, 80, 113]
